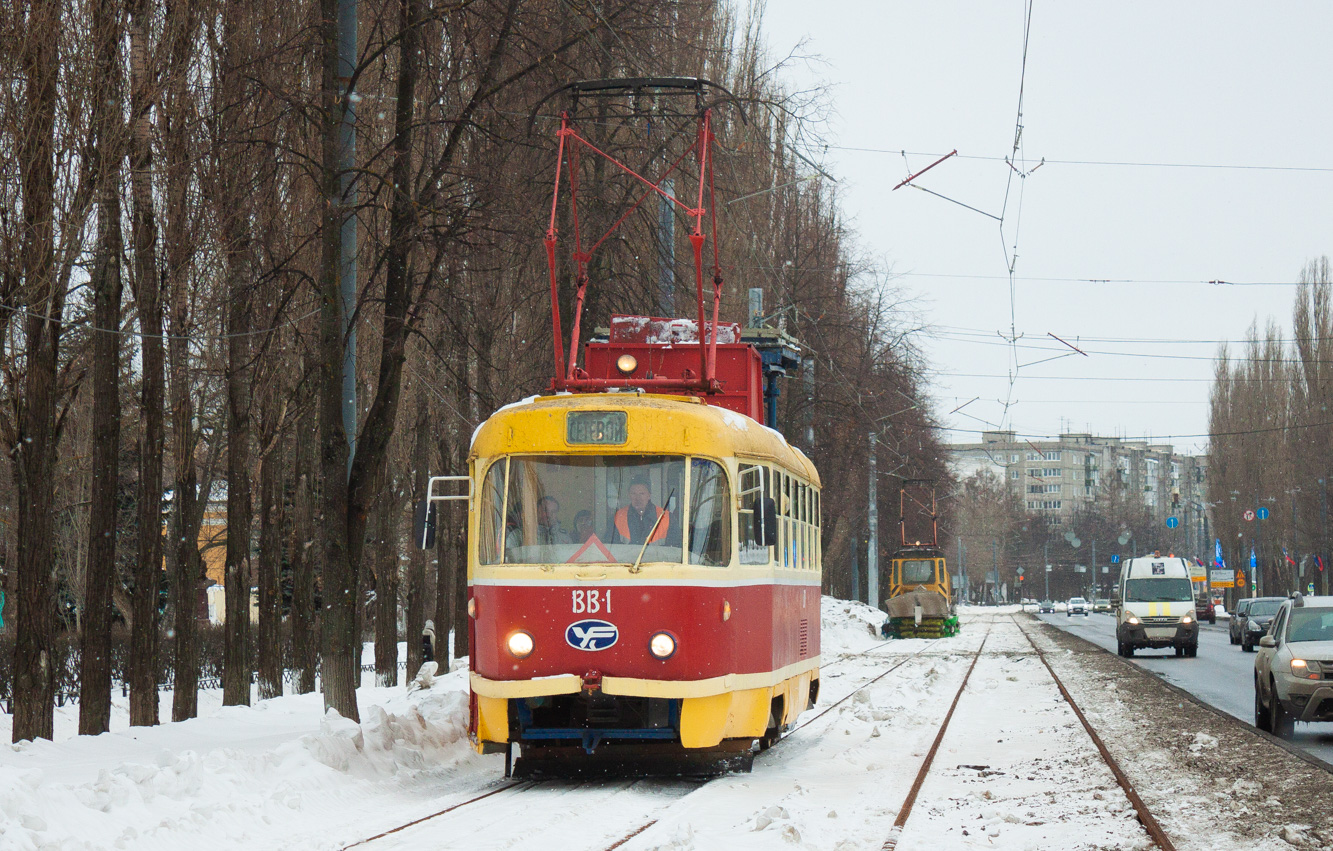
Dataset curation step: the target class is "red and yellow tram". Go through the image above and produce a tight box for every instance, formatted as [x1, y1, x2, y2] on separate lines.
[418, 77, 820, 774]
[456, 391, 820, 773]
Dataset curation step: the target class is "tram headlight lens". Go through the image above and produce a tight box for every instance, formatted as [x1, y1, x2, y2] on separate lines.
[616, 354, 638, 375]
[467, 598, 477, 618]
[649, 631, 677, 660]
[507, 630, 534, 659]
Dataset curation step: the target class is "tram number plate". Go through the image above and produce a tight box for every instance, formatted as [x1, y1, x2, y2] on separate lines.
[572, 589, 611, 614]
[567, 411, 627, 445]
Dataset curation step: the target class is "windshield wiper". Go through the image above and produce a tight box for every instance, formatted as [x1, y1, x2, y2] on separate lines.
[630, 488, 675, 575]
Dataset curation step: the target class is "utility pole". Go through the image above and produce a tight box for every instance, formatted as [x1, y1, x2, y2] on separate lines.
[1043, 538, 1050, 600]
[657, 179, 675, 315]
[338, 0, 358, 474]
[867, 433, 878, 609]
[1091, 537, 1097, 599]
[1322, 477, 1329, 595]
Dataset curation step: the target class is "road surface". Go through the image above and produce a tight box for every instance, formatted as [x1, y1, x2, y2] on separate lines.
[1037, 609, 1333, 767]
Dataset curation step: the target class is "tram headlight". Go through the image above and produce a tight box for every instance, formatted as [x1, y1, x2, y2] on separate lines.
[616, 354, 638, 375]
[649, 631, 677, 660]
[507, 630, 534, 659]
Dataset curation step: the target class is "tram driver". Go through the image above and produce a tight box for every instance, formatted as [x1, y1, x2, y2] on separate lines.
[608, 476, 679, 547]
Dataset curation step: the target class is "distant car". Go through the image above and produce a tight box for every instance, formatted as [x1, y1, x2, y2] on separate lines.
[1195, 596, 1216, 624]
[1235, 597, 1285, 652]
[1038, 599, 1055, 613]
[1067, 597, 1089, 616]
[1094, 598, 1112, 613]
[1254, 595, 1333, 738]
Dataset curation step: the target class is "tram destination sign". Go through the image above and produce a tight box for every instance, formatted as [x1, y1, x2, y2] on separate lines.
[567, 410, 628, 445]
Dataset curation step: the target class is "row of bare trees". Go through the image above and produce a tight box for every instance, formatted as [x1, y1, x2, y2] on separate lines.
[1209, 258, 1333, 601]
[0, 0, 947, 742]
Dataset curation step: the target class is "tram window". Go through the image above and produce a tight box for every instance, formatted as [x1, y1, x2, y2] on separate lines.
[478, 459, 507, 565]
[901, 559, 935, 584]
[688, 459, 731, 567]
[738, 463, 771, 565]
[499, 455, 684, 565]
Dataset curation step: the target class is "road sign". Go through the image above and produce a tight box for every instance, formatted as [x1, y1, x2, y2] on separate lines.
[1166, 516, 1179, 529]
[1257, 507, 1271, 520]
[1075, 564, 1087, 573]
[1243, 509, 1255, 522]
[1237, 569, 1246, 586]
[1111, 554, 1120, 563]
[1309, 583, 1316, 596]
[1045, 564, 1052, 572]
[1210, 569, 1234, 588]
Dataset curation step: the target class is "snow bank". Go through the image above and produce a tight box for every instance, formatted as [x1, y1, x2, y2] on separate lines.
[0, 668, 474, 849]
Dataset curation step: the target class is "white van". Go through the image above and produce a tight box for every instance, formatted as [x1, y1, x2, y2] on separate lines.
[1113, 554, 1199, 658]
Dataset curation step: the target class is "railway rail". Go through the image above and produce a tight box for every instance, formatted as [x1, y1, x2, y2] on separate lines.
[339, 632, 947, 849]
[342, 614, 1175, 850]
[878, 615, 1176, 851]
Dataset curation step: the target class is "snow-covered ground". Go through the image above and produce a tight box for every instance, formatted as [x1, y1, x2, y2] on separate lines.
[0, 601, 1312, 850]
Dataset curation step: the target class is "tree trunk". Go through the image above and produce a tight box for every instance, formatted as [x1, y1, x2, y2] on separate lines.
[405, 395, 429, 676]
[79, 0, 126, 737]
[163, 0, 202, 723]
[290, 415, 318, 694]
[256, 420, 283, 700]
[12, 0, 61, 743]
[127, 0, 164, 728]
[318, 0, 359, 722]
[373, 471, 399, 687]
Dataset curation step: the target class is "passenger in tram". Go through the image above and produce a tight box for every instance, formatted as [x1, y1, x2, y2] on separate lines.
[572, 510, 595, 543]
[609, 476, 678, 546]
[536, 495, 571, 545]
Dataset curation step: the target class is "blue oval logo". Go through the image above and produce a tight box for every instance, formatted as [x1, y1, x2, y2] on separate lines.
[566, 619, 618, 651]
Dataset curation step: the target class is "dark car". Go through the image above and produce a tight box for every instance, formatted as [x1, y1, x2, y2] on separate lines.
[1038, 599, 1055, 613]
[1233, 596, 1285, 652]
[1195, 596, 1216, 624]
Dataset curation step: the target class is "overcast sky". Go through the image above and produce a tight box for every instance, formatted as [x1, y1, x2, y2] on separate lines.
[758, 1, 1333, 455]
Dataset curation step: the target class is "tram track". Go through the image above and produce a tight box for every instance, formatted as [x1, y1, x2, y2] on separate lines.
[876, 615, 1176, 851]
[341, 621, 1002, 851]
[595, 620, 1001, 851]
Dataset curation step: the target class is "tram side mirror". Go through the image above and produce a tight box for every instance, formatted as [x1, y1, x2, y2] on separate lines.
[413, 500, 438, 550]
[752, 497, 778, 547]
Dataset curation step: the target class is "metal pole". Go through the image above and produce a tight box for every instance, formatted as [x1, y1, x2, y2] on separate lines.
[338, 0, 358, 475]
[1043, 539, 1049, 600]
[867, 433, 878, 609]
[657, 178, 675, 316]
[1322, 477, 1329, 595]
[1091, 537, 1097, 599]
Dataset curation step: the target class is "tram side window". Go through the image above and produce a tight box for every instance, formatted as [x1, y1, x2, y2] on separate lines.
[782, 473, 793, 568]
[738, 463, 771, 565]
[796, 483, 807, 570]
[688, 459, 732, 566]
[478, 459, 507, 565]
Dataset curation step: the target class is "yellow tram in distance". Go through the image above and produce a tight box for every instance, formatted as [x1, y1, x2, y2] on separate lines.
[881, 480, 959, 639]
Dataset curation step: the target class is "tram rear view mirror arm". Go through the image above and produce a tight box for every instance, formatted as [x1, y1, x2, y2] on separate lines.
[414, 475, 474, 550]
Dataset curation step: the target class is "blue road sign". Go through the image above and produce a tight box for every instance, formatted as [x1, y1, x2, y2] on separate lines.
[1111, 554, 1120, 563]
[1256, 507, 1271, 520]
[1166, 516, 1180, 529]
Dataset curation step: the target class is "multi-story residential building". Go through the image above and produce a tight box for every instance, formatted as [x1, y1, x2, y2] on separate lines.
[951, 430, 1208, 550]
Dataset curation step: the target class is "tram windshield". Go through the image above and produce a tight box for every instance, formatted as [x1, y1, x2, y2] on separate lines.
[478, 455, 732, 567]
[900, 559, 936, 584]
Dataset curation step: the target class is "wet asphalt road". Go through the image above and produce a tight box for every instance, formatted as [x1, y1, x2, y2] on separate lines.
[1035, 609, 1333, 768]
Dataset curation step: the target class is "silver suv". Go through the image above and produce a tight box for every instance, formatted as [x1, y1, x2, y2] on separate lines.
[1254, 595, 1333, 738]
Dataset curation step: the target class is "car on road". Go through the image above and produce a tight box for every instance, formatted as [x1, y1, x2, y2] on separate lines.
[1038, 599, 1055, 613]
[1093, 598, 1112, 613]
[1113, 554, 1198, 658]
[1067, 597, 1089, 616]
[1254, 595, 1333, 738]
[1195, 595, 1216, 624]
[1235, 597, 1285, 652]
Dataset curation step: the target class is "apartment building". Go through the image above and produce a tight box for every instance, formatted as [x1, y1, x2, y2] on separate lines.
[951, 430, 1208, 543]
